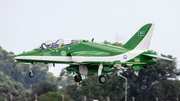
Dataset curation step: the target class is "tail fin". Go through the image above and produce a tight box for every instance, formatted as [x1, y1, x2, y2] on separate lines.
[122, 23, 155, 50]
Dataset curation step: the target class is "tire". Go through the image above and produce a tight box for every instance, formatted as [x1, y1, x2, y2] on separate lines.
[74, 75, 82, 82]
[29, 71, 35, 78]
[99, 75, 106, 83]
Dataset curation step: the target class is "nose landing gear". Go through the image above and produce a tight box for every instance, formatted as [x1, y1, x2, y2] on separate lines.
[29, 70, 35, 78]
[29, 64, 35, 78]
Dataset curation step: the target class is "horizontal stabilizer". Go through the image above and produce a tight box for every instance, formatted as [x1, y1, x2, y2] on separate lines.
[142, 54, 173, 61]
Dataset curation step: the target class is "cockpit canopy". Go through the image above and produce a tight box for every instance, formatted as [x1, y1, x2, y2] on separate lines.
[35, 38, 80, 50]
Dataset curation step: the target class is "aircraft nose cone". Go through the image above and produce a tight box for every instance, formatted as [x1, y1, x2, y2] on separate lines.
[15, 50, 40, 63]
[16, 49, 41, 57]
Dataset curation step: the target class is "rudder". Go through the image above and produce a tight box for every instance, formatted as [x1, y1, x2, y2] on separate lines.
[122, 23, 154, 50]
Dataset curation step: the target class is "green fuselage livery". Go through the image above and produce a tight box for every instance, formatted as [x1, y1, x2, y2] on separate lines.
[15, 23, 173, 83]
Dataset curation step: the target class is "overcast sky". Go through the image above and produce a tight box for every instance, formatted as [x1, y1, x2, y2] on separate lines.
[0, 0, 180, 76]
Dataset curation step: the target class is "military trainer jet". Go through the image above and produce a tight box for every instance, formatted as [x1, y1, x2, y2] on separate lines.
[15, 23, 173, 83]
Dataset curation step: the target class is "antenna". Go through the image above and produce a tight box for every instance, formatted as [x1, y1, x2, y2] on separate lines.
[91, 38, 94, 42]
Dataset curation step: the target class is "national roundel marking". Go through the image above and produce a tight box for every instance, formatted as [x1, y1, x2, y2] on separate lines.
[123, 54, 127, 59]
[61, 51, 66, 56]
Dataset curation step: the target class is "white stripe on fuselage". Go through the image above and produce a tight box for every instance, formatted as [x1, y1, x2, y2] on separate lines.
[15, 50, 146, 63]
[15, 56, 71, 62]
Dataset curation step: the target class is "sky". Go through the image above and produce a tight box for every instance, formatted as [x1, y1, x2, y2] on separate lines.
[0, 0, 180, 76]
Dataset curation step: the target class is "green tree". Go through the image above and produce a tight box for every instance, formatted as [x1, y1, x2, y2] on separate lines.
[58, 68, 76, 89]
[152, 80, 180, 101]
[65, 73, 125, 101]
[103, 40, 111, 45]
[112, 54, 180, 101]
[46, 72, 60, 85]
[0, 80, 30, 101]
[103, 40, 122, 46]
[0, 46, 15, 77]
[112, 42, 122, 46]
[38, 91, 71, 101]
[30, 82, 57, 101]
[0, 71, 11, 82]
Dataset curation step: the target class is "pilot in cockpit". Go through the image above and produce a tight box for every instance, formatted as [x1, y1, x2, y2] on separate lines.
[35, 39, 79, 50]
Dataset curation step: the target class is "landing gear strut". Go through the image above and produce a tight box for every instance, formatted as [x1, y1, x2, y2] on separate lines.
[99, 75, 106, 83]
[74, 75, 82, 82]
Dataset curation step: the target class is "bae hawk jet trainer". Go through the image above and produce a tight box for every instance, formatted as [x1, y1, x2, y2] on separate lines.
[15, 23, 173, 83]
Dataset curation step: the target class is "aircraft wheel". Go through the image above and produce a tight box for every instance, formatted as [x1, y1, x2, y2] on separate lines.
[74, 75, 82, 82]
[29, 71, 35, 78]
[99, 75, 106, 83]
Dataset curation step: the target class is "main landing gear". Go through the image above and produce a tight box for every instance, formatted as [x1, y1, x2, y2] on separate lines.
[29, 64, 35, 78]
[98, 64, 106, 83]
[73, 63, 107, 83]
[74, 74, 107, 83]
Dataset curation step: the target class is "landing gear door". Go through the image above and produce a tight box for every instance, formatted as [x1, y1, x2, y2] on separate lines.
[79, 65, 88, 75]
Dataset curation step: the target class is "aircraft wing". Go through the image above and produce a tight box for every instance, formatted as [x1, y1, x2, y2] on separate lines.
[142, 54, 174, 61]
[80, 61, 146, 70]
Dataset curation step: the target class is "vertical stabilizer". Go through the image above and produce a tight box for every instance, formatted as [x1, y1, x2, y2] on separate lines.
[122, 23, 155, 50]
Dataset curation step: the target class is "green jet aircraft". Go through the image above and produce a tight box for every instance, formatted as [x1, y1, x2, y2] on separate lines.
[15, 23, 173, 83]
